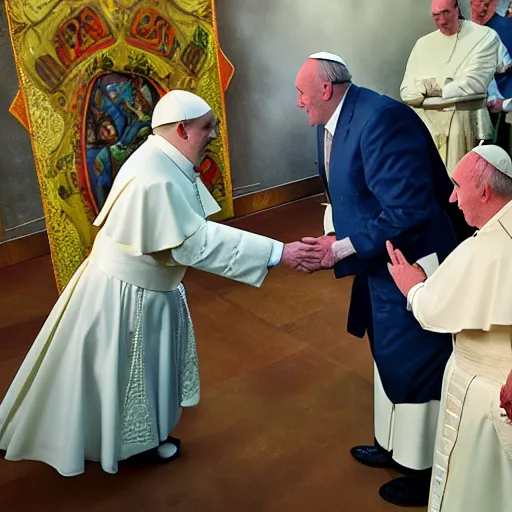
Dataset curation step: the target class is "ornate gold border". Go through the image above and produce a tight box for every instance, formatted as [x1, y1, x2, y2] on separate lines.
[4, 0, 236, 291]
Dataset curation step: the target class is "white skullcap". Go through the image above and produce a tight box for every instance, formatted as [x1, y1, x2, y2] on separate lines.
[472, 144, 512, 177]
[151, 90, 211, 129]
[309, 52, 348, 67]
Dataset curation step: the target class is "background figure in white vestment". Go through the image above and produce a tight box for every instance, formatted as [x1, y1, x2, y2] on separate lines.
[388, 145, 512, 512]
[400, 0, 501, 173]
[0, 90, 321, 477]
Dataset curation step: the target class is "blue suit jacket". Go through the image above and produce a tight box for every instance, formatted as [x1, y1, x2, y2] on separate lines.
[317, 85, 469, 404]
[488, 14, 512, 98]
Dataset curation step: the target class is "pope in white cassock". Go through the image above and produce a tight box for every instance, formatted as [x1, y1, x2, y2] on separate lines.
[0, 90, 320, 476]
[387, 145, 512, 512]
[400, 0, 501, 173]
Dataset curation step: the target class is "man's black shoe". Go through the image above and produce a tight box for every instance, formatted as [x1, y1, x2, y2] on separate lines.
[349, 444, 394, 468]
[378, 474, 431, 507]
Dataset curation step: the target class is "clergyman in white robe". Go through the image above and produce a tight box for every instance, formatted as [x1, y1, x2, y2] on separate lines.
[390, 146, 512, 512]
[400, 19, 500, 173]
[0, 92, 297, 477]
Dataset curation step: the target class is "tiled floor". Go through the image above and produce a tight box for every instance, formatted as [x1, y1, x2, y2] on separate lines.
[0, 196, 424, 511]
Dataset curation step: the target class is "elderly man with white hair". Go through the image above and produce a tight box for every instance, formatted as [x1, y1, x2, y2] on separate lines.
[388, 145, 512, 512]
[0, 90, 320, 477]
[294, 51, 469, 507]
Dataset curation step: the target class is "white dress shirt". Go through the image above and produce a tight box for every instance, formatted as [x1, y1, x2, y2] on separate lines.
[488, 79, 512, 112]
[323, 86, 357, 262]
[324, 85, 351, 167]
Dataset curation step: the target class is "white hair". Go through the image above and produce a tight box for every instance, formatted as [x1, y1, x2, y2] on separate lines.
[475, 155, 512, 198]
[316, 60, 352, 85]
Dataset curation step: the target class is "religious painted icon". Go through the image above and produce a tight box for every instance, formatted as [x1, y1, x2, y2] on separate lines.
[6, 0, 235, 291]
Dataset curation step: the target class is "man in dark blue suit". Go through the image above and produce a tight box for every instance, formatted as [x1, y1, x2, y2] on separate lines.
[472, 0, 512, 149]
[472, 0, 512, 99]
[294, 52, 470, 507]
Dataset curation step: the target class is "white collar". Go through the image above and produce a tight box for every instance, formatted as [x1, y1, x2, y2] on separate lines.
[149, 134, 196, 182]
[478, 199, 512, 234]
[438, 19, 466, 39]
[325, 84, 352, 136]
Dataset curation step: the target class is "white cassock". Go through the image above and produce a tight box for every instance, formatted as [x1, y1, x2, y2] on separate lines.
[407, 200, 512, 511]
[322, 107, 440, 472]
[0, 134, 280, 477]
[400, 20, 500, 174]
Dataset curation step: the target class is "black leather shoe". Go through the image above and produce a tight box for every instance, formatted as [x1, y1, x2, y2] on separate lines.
[378, 475, 431, 507]
[350, 444, 393, 468]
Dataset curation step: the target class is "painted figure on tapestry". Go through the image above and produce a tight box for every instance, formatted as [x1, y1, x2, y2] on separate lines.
[5, 0, 235, 291]
[85, 74, 159, 210]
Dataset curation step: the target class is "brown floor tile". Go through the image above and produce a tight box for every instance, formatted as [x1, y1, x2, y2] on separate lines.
[220, 268, 343, 328]
[285, 307, 353, 351]
[324, 339, 376, 385]
[0, 197, 426, 512]
[189, 289, 307, 389]
[0, 256, 57, 329]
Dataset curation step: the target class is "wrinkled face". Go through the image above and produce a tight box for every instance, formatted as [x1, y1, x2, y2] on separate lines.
[295, 59, 331, 126]
[182, 110, 219, 163]
[471, 0, 498, 24]
[449, 153, 488, 227]
[432, 0, 460, 35]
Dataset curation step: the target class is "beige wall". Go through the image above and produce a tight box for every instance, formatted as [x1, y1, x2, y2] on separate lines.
[216, 0, 437, 196]
[0, 1, 436, 241]
[0, 4, 45, 242]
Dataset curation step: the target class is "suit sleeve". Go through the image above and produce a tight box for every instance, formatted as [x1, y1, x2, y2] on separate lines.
[333, 253, 363, 279]
[169, 221, 277, 287]
[351, 105, 438, 262]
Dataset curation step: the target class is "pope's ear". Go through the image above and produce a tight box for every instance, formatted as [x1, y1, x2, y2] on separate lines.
[322, 82, 333, 101]
[177, 122, 188, 140]
[481, 183, 492, 203]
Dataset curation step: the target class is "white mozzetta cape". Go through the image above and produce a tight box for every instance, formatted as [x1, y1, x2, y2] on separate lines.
[408, 200, 512, 333]
[94, 134, 221, 253]
[93, 134, 276, 288]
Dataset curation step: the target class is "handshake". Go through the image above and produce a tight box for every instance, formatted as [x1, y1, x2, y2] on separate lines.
[279, 235, 355, 273]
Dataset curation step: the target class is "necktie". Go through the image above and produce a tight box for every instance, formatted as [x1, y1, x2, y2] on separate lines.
[324, 129, 333, 183]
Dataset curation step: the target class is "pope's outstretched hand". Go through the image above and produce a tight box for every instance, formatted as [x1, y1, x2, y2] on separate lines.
[296, 235, 337, 272]
[280, 241, 324, 270]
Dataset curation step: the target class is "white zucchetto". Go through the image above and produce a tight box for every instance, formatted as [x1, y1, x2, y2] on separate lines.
[151, 90, 212, 129]
[472, 144, 512, 178]
[309, 52, 348, 68]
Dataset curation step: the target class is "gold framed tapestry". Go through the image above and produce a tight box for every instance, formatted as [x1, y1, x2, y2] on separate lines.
[5, 0, 234, 292]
